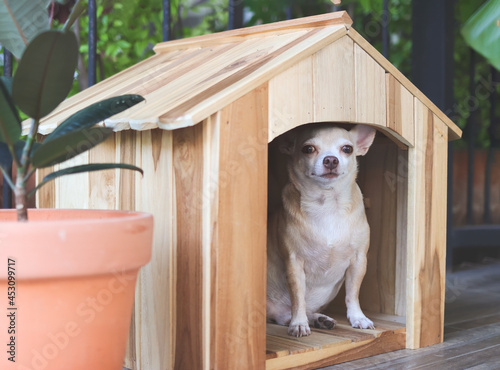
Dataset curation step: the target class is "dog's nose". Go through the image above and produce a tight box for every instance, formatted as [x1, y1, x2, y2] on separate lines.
[323, 156, 339, 170]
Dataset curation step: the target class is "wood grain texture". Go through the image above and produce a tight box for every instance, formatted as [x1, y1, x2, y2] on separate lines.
[268, 56, 314, 140]
[268, 36, 356, 141]
[386, 73, 414, 147]
[134, 129, 175, 370]
[88, 138, 116, 210]
[356, 135, 399, 315]
[354, 43, 386, 128]
[117, 130, 138, 211]
[395, 148, 408, 317]
[199, 114, 222, 370]
[172, 125, 205, 370]
[313, 36, 355, 123]
[35, 25, 347, 136]
[35, 165, 55, 208]
[161, 26, 346, 129]
[348, 28, 461, 141]
[55, 152, 89, 209]
[153, 11, 352, 53]
[265, 313, 406, 370]
[213, 85, 268, 370]
[406, 99, 448, 349]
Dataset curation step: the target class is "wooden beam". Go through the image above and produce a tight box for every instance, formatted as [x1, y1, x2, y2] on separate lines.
[406, 99, 448, 349]
[213, 84, 268, 369]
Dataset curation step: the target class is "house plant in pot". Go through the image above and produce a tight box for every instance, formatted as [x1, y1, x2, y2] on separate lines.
[0, 3, 153, 369]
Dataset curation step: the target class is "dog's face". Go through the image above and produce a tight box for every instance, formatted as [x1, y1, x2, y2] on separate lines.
[280, 124, 376, 187]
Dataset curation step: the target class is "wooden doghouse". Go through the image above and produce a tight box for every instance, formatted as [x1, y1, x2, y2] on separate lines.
[34, 11, 461, 370]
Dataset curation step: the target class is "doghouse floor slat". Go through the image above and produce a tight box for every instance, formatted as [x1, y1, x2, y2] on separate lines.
[265, 313, 406, 369]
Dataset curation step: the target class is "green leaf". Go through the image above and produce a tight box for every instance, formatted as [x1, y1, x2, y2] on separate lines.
[462, 0, 500, 71]
[0, 0, 51, 59]
[31, 127, 113, 168]
[12, 30, 78, 120]
[45, 95, 145, 143]
[29, 162, 143, 197]
[0, 77, 21, 145]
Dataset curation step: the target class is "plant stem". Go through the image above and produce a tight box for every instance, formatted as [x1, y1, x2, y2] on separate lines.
[15, 167, 28, 221]
[21, 118, 39, 167]
[63, 0, 87, 31]
[15, 118, 39, 221]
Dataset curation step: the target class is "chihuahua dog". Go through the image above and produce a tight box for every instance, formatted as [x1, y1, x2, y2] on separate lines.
[267, 123, 376, 337]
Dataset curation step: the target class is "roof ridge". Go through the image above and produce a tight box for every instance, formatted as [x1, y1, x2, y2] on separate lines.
[153, 11, 352, 54]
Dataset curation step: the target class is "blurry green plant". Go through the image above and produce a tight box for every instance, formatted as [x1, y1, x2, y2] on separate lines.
[0, 0, 144, 221]
[462, 0, 500, 72]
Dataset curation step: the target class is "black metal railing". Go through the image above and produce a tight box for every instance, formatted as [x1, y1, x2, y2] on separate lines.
[2, 48, 13, 209]
[447, 62, 500, 261]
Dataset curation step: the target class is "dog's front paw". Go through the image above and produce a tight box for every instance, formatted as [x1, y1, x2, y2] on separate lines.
[348, 315, 375, 330]
[288, 321, 311, 337]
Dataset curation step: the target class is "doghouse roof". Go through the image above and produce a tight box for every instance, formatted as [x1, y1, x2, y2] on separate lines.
[32, 11, 461, 141]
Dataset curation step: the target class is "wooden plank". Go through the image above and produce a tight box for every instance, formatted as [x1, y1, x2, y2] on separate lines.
[201, 114, 220, 370]
[213, 85, 268, 370]
[55, 152, 89, 209]
[171, 124, 205, 370]
[101, 30, 312, 131]
[88, 138, 116, 210]
[134, 129, 175, 370]
[35, 51, 189, 133]
[153, 11, 352, 53]
[406, 99, 448, 349]
[116, 130, 138, 211]
[35, 165, 55, 209]
[36, 24, 347, 137]
[160, 26, 347, 129]
[266, 330, 406, 370]
[348, 28, 461, 141]
[312, 35, 356, 124]
[354, 43, 387, 128]
[312, 324, 377, 343]
[150, 32, 304, 123]
[120, 130, 139, 370]
[265, 312, 406, 369]
[268, 56, 314, 140]
[266, 335, 316, 356]
[395, 148, 408, 317]
[386, 73, 415, 146]
[354, 136, 399, 315]
[266, 324, 351, 349]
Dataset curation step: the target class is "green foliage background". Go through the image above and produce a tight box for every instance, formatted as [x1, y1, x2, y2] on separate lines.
[1, 0, 498, 148]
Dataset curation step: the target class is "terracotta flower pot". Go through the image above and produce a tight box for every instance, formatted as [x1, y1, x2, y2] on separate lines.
[0, 209, 153, 370]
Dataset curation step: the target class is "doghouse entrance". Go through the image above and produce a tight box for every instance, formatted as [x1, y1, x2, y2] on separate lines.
[266, 125, 408, 369]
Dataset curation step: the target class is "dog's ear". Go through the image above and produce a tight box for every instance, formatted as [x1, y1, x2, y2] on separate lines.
[350, 125, 376, 156]
[278, 132, 296, 155]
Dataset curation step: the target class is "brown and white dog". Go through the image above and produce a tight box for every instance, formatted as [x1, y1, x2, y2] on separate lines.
[267, 123, 376, 337]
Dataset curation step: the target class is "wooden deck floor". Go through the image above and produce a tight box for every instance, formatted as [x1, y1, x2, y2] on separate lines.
[319, 261, 500, 369]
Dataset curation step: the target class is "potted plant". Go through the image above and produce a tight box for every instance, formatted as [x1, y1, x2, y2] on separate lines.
[0, 2, 153, 369]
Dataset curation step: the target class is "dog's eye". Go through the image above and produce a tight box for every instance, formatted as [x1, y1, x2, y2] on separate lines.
[301, 145, 316, 154]
[342, 145, 353, 154]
